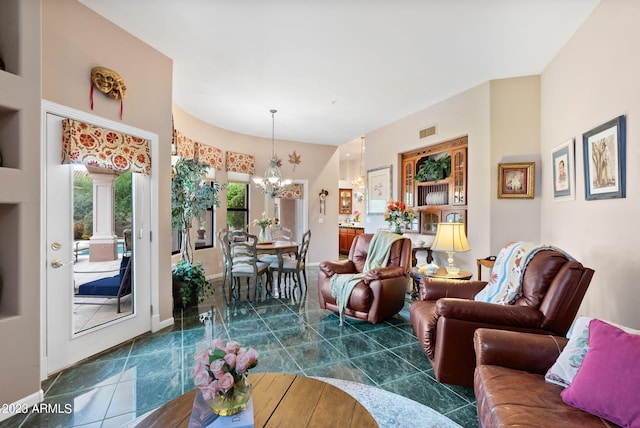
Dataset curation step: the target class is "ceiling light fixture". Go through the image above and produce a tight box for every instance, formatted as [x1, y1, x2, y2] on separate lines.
[351, 136, 365, 188]
[253, 109, 292, 198]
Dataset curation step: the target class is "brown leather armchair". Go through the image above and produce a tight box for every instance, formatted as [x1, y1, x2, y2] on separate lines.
[410, 249, 594, 386]
[318, 233, 412, 324]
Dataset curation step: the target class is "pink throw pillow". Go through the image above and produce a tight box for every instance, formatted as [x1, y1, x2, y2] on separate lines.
[561, 319, 640, 427]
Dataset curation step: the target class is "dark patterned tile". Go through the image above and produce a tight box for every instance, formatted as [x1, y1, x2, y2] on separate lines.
[327, 332, 387, 358]
[351, 349, 421, 385]
[389, 342, 433, 372]
[364, 325, 417, 349]
[382, 372, 469, 415]
[46, 358, 126, 396]
[445, 402, 478, 428]
[284, 340, 346, 371]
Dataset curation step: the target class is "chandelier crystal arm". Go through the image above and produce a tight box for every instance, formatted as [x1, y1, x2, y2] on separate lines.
[253, 109, 292, 198]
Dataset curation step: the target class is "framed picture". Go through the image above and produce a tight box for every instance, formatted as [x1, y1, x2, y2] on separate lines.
[497, 162, 535, 199]
[583, 115, 626, 200]
[552, 139, 575, 201]
[366, 165, 392, 215]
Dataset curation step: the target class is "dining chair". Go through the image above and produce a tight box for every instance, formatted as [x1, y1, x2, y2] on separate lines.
[217, 228, 230, 291]
[259, 225, 294, 264]
[269, 229, 311, 291]
[228, 231, 271, 300]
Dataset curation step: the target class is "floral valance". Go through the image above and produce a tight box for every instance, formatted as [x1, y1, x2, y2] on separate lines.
[280, 183, 303, 199]
[175, 130, 195, 159]
[196, 142, 224, 171]
[61, 119, 151, 175]
[225, 151, 255, 175]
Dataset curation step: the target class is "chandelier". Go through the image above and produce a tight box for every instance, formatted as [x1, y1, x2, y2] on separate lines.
[351, 136, 365, 188]
[253, 109, 292, 198]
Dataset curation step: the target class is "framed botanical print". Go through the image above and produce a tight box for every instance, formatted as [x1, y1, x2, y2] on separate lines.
[583, 115, 626, 200]
[497, 162, 535, 199]
[366, 165, 392, 215]
[552, 139, 575, 201]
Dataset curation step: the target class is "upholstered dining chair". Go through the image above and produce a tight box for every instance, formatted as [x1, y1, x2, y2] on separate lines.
[228, 231, 270, 300]
[217, 228, 230, 290]
[258, 225, 294, 265]
[269, 229, 311, 291]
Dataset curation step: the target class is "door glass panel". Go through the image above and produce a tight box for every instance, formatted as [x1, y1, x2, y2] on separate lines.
[73, 166, 134, 333]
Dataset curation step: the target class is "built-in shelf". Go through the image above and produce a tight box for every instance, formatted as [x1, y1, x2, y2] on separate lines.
[0, 203, 20, 317]
[0, 106, 20, 169]
[0, 0, 20, 77]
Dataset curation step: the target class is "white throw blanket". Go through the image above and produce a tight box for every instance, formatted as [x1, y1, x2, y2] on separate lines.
[475, 241, 574, 305]
[330, 231, 402, 325]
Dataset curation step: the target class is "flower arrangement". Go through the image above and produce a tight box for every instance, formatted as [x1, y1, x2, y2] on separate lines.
[352, 210, 361, 222]
[251, 212, 274, 229]
[191, 339, 259, 415]
[384, 200, 416, 233]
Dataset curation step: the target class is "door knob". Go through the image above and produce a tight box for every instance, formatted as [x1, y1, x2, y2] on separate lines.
[51, 259, 64, 268]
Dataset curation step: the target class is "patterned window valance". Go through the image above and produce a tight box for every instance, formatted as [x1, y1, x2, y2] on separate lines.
[175, 130, 195, 159]
[196, 142, 224, 171]
[225, 151, 255, 175]
[279, 183, 303, 199]
[62, 119, 151, 175]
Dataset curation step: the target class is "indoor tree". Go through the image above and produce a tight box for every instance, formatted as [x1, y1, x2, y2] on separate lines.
[171, 158, 221, 306]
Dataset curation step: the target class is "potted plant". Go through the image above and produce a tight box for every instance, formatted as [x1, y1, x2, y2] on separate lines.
[171, 157, 221, 307]
[196, 220, 206, 240]
[414, 154, 451, 182]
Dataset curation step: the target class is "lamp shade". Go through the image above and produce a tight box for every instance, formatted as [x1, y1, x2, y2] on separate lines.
[431, 222, 470, 253]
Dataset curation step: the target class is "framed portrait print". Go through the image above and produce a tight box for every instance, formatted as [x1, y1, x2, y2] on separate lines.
[497, 162, 535, 199]
[366, 165, 392, 215]
[583, 115, 626, 200]
[552, 139, 575, 201]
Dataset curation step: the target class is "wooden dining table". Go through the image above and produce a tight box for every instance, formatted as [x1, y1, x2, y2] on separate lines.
[136, 372, 378, 427]
[256, 240, 298, 297]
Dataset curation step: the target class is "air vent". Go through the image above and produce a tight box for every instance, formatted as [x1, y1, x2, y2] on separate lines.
[419, 125, 437, 139]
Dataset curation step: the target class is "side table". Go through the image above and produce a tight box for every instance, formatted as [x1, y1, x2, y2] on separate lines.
[409, 267, 473, 298]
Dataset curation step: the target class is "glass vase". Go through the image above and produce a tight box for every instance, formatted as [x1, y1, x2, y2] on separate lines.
[258, 226, 272, 243]
[208, 376, 252, 416]
[391, 222, 405, 234]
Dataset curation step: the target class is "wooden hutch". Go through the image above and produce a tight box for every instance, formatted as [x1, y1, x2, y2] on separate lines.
[401, 136, 468, 235]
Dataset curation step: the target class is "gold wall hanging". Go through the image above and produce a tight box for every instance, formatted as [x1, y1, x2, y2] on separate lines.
[90, 66, 127, 119]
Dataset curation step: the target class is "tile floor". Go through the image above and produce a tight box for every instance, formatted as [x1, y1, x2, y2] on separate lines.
[1, 265, 478, 428]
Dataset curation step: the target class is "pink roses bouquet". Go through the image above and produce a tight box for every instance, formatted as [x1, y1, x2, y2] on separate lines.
[191, 339, 259, 401]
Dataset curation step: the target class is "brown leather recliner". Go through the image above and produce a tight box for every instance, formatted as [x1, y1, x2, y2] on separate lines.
[318, 233, 412, 324]
[410, 249, 594, 386]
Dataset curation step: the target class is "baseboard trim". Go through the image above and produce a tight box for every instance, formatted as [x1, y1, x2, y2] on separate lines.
[152, 314, 174, 333]
[0, 389, 44, 422]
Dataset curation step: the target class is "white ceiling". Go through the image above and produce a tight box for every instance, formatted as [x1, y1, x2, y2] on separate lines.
[80, 0, 599, 159]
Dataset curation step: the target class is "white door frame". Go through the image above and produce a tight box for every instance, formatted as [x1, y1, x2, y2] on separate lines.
[40, 100, 161, 379]
[262, 179, 309, 242]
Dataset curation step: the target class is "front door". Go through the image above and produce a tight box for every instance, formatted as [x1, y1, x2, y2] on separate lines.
[43, 108, 151, 375]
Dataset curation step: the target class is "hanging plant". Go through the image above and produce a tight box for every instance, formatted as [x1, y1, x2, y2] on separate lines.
[414, 154, 451, 182]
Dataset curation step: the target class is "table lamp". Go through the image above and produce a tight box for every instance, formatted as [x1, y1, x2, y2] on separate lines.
[431, 222, 470, 274]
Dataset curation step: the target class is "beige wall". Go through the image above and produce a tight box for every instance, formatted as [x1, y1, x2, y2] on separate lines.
[172, 105, 339, 268]
[42, 0, 175, 322]
[365, 82, 497, 272]
[541, 0, 640, 328]
[490, 76, 542, 249]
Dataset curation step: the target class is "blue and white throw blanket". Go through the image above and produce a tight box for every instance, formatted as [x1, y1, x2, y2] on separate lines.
[330, 231, 402, 325]
[474, 241, 574, 305]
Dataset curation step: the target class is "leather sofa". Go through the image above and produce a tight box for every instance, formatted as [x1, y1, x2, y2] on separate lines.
[318, 233, 412, 324]
[410, 249, 594, 386]
[474, 328, 617, 427]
